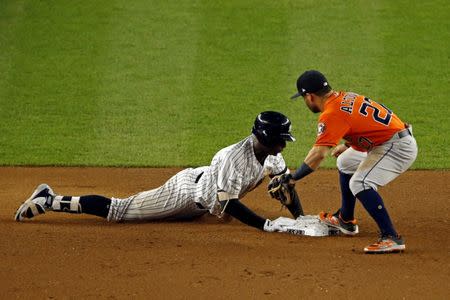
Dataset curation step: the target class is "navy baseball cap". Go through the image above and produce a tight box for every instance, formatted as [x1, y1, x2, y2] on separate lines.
[290, 70, 331, 99]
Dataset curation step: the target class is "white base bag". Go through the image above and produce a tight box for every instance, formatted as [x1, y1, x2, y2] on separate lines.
[273, 215, 340, 237]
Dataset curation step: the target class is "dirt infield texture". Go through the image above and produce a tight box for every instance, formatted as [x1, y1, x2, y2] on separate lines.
[0, 167, 449, 299]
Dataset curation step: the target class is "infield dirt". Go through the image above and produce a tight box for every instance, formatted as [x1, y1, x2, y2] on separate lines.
[0, 167, 448, 299]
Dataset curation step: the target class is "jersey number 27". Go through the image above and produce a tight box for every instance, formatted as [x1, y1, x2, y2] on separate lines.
[359, 97, 392, 126]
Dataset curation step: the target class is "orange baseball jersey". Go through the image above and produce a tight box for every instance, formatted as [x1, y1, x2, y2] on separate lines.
[314, 92, 405, 152]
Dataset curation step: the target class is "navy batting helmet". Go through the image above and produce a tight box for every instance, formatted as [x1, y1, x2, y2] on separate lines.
[252, 111, 296, 147]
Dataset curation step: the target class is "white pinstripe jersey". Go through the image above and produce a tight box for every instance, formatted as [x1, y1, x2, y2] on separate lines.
[107, 135, 288, 222]
[194, 135, 288, 215]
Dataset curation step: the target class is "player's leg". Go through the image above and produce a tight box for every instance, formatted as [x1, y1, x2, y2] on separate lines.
[15, 183, 201, 222]
[320, 148, 365, 235]
[350, 135, 418, 253]
[15, 183, 111, 221]
[52, 195, 111, 217]
[108, 168, 207, 222]
[15, 168, 208, 222]
[336, 148, 366, 221]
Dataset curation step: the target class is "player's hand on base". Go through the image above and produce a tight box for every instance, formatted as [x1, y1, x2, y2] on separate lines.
[263, 219, 284, 232]
[331, 144, 349, 157]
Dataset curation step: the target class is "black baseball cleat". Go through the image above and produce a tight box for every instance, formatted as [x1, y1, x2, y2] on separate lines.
[14, 184, 55, 221]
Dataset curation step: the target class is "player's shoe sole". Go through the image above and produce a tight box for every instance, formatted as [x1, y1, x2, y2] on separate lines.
[14, 183, 54, 221]
[364, 237, 405, 254]
[319, 211, 359, 236]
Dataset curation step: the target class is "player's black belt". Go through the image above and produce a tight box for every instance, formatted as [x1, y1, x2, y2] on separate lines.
[396, 128, 412, 139]
[195, 171, 204, 183]
[194, 172, 206, 209]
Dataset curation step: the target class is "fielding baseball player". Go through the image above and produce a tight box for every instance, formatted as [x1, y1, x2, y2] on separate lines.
[15, 111, 308, 233]
[282, 70, 417, 253]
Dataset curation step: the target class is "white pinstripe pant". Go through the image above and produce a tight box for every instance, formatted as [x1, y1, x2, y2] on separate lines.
[107, 168, 208, 222]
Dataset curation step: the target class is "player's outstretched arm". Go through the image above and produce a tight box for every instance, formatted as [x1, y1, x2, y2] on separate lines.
[220, 199, 265, 229]
[220, 199, 283, 232]
[292, 145, 331, 181]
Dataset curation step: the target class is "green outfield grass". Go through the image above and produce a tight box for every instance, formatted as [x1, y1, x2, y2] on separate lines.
[1, 0, 448, 168]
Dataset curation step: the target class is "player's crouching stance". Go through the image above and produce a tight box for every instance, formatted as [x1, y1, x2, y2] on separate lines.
[15, 111, 332, 236]
[288, 70, 418, 253]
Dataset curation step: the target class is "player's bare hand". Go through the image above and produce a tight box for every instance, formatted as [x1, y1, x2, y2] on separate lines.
[331, 144, 349, 157]
[263, 219, 285, 232]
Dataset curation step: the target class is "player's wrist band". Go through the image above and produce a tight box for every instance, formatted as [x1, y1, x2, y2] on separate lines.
[292, 162, 314, 181]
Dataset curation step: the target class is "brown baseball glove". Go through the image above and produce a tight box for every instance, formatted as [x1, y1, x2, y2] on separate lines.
[267, 173, 295, 205]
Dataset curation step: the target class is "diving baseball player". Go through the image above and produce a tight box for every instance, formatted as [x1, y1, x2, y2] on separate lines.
[285, 70, 418, 253]
[15, 111, 305, 233]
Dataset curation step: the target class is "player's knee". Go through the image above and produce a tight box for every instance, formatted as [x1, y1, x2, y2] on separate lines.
[349, 176, 377, 196]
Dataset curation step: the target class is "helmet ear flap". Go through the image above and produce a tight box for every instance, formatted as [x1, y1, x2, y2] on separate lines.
[254, 129, 279, 148]
[252, 127, 268, 146]
[252, 111, 295, 146]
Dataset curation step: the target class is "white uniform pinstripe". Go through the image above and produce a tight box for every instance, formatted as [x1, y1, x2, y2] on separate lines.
[107, 135, 287, 222]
